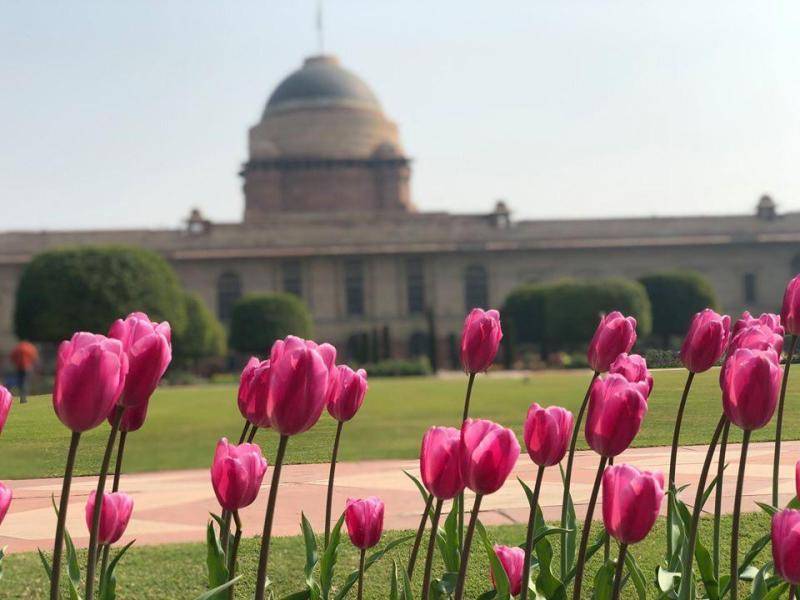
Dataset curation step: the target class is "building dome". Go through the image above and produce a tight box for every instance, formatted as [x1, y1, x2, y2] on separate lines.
[248, 55, 402, 160]
[264, 55, 381, 115]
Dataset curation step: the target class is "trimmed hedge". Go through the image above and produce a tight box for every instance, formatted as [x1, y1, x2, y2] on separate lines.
[639, 270, 718, 343]
[173, 293, 226, 366]
[228, 293, 313, 354]
[14, 246, 187, 342]
[502, 283, 548, 345]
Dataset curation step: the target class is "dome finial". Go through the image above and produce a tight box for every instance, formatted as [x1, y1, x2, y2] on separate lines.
[316, 0, 325, 54]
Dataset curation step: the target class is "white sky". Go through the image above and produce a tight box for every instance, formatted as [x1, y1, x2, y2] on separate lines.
[2, 1, 799, 230]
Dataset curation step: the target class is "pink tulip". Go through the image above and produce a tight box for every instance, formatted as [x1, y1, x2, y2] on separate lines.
[781, 275, 800, 336]
[602, 464, 664, 545]
[680, 309, 731, 374]
[118, 401, 149, 432]
[523, 403, 573, 467]
[53, 332, 129, 432]
[491, 544, 525, 596]
[585, 374, 648, 458]
[344, 496, 384, 550]
[733, 311, 784, 338]
[0, 385, 11, 435]
[460, 308, 503, 374]
[721, 348, 781, 431]
[796, 459, 800, 500]
[108, 312, 171, 407]
[239, 358, 272, 428]
[587, 311, 637, 373]
[265, 336, 332, 436]
[772, 509, 800, 585]
[729, 324, 784, 356]
[420, 426, 464, 500]
[210, 438, 268, 511]
[0, 482, 11, 526]
[84, 491, 134, 545]
[609, 353, 654, 397]
[327, 366, 368, 422]
[460, 419, 520, 495]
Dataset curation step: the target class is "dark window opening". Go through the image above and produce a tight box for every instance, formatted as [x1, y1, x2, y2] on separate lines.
[345, 259, 365, 316]
[464, 264, 488, 310]
[406, 258, 425, 314]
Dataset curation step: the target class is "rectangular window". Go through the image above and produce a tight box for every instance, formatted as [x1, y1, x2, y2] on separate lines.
[744, 272, 757, 303]
[282, 260, 302, 298]
[406, 257, 425, 314]
[344, 259, 365, 316]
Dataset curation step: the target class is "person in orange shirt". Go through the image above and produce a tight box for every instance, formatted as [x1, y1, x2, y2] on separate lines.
[10, 341, 38, 403]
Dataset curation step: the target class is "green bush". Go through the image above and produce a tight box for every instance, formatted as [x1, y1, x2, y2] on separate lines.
[228, 293, 313, 354]
[639, 271, 719, 344]
[360, 356, 432, 377]
[172, 293, 226, 366]
[643, 348, 682, 369]
[503, 283, 549, 344]
[14, 246, 187, 342]
[543, 278, 652, 347]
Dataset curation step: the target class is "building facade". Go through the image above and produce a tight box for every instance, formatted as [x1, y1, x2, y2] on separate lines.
[0, 55, 797, 364]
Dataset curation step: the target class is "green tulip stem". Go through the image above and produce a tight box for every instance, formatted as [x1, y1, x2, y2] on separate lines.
[454, 493, 483, 600]
[356, 548, 367, 600]
[680, 414, 727, 598]
[611, 543, 628, 600]
[247, 425, 259, 443]
[730, 429, 752, 600]
[713, 420, 731, 579]
[773, 335, 798, 506]
[226, 511, 242, 600]
[572, 455, 609, 600]
[407, 493, 433, 580]
[324, 420, 345, 547]
[99, 429, 128, 585]
[237, 420, 251, 444]
[49, 430, 82, 600]
[560, 370, 599, 579]
[667, 370, 695, 560]
[420, 498, 444, 600]
[458, 372, 477, 550]
[604, 456, 614, 563]
[520, 464, 546, 600]
[254, 434, 289, 600]
[85, 404, 124, 600]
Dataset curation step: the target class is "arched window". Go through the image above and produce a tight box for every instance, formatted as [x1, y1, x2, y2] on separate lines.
[464, 264, 488, 310]
[217, 271, 242, 322]
[408, 331, 429, 357]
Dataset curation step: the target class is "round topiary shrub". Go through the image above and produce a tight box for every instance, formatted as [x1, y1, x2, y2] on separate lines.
[639, 270, 719, 345]
[14, 246, 187, 342]
[543, 278, 652, 347]
[172, 293, 226, 367]
[228, 293, 313, 354]
[503, 283, 549, 345]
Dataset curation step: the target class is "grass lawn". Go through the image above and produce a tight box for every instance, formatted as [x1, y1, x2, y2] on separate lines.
[3, 367, 799, 479]
[1, 513, 772, 598]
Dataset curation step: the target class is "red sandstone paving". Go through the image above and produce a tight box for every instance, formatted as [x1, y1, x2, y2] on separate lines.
[1, 441, 797, 554]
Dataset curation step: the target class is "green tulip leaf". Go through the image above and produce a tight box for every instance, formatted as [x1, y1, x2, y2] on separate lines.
[389, 559, 399, 600]
[591, 559, 615, 600]
[205, 519, 228, 594]
[37, 548, 52, 579]
[559, 464, 578, 574]
[623, 551, 647, 600]
[403, 471, 434, 519]
[718, 533, 771, 596]
[320, 513, 344, 600]
[193, 576, 242, 600]
[749, 561, 774, 600]
[63, 527, 82, 600]
[333, 534, 415, 600]
[99, 539, 135, 600]
[476, 520, 510, 600]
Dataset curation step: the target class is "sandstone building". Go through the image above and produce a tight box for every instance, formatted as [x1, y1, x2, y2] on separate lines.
[1, 55, 797, 364]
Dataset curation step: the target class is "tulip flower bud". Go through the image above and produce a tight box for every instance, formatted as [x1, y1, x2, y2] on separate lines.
[239, 358, 272, 428]
[602, 464, 664, 545]
[523, 403, 573, 467]
[54, 332, 129, 432]
[490, 544, 525, 596]
[772, 509, 800, 585]
[0, 385, 11, 435]
[729, 324, 784, 356]
[721, 348, 781, 431]
[609, 353, 653, 397]
[344, 496, 384, 550]
[108, 312, 172, 407]
[733, 311, 783, 338]
[210, 438, 268, 512]
[460, 419, 520, 495]
[266, 336, 331, 436]
[680, 309, 731, 374]
[327, 366, 368, 422]
[781, 275, 800, 336]
[460, 308, 503, 374]
[0, 482, 11, 527]
[84, 491, 134, 545]
[585, 374, 648, 458]
[420, 426, 464, 500]
[587, 311, 637, 373]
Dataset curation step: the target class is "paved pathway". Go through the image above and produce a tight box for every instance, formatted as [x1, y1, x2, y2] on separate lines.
[2, 440, 797, 554]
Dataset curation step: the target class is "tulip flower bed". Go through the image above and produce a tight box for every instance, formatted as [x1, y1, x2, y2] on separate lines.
[4, 370, 800, 480]
[0, 513, 772, 599]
